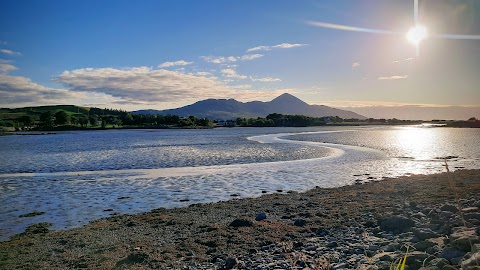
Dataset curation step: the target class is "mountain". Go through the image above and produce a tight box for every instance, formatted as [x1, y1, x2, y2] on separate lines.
[133, 93, 366, 120]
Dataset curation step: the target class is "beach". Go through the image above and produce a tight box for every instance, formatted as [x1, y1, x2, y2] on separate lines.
[1, 169, 479, 269]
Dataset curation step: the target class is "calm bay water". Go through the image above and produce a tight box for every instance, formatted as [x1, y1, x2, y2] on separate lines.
[0, 126, 479, 240]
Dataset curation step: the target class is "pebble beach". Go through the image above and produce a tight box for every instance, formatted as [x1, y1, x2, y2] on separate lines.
[1, 169, 480, 269]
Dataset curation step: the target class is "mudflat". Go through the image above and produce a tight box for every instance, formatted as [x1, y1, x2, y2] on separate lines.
[1, 170, 479, 269]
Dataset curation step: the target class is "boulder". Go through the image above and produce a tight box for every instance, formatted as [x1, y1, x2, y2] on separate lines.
[439, 247, 466, 264]
[379, 216, 415, 234]
[229, 219, 253, 227]
[450, 227, 480, 252]
[461, 251, 480, 270]
[413, 228, 440, 240]
[440, 204, 459, 213]
[255, 212, 267, 221]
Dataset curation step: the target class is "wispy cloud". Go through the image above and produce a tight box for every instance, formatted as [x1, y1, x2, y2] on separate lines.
[221, 68, 247, 79]
[202, 54, 263, 64]
[378, 75, 408, 80]
[250, 76, 281, 82]
[240, 54, 264, 60]
[247, 43, 307, 52]
[158, 60, 193, 68]
[194, 71, 211, 76]
[352, 62, 360, 68]
[0, 49, 22, 56]
[0, 59, 12, 63]
[0, 64, 17, 73]
[392, 58, 415, 64]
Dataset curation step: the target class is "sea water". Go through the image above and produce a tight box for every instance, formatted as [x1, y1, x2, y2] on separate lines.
[0, 126, 478, 240]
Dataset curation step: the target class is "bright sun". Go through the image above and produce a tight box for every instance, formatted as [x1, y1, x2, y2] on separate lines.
[406, 25, 428, 45]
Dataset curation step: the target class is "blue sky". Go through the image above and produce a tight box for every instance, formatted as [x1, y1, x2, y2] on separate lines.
[1, 0, 480, 114]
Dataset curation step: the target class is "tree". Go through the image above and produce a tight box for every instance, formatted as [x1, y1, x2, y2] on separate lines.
[54, 110, 69, 126]
[468, 117, 477, 121]
[39, 111, 54, 127]
[89, 115, 97, 127]
[78, 117, 89, 127]
[18, 115, 33, 127]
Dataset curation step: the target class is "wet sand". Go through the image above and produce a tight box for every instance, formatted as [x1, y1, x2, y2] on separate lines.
[1, 169, 479, 269]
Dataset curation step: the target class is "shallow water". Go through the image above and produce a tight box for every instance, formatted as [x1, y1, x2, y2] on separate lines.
[0, 126, 478, 240]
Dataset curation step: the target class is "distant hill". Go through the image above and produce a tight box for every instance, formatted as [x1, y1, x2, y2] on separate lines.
[133, 93, 366, 120]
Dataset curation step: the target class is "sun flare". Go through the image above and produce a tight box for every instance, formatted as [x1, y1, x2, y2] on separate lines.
[406, 25, 428, 45]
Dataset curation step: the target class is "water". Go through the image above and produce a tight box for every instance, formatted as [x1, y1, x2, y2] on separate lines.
[0, 126, 479, 240]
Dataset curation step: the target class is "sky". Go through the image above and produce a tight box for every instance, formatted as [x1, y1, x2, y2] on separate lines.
[1, 0, 479, 119]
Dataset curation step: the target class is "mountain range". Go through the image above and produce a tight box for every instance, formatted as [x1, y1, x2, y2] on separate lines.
[133, 93, 366, 120]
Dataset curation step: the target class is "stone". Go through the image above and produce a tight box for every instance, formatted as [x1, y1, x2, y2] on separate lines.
[379, 216, 415, 234]
[229, 219, 253, 227]
[461, 207, 479, 213]
[255, 212, 267, 221]
[450, 227, 480, 252]
[414, 241, 436, 251]
[293, 219, 306, 227]
[224, 257, 237, 269]
[461, 251, 480, 270]
[439, 247, 466, 264]
[413, 228, 440, 240]
[427, 258, 449, 269]
[440, 204, 459, 213]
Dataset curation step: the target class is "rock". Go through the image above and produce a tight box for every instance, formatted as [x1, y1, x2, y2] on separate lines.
[19, 211, 45, 218]
[414, 241, 436, 251]
[464, 213, 480, 221]
[23, 222, 52, 235]
[229, 219, 253, 227]
[224, 257, 237, 269]
[439, 247, 466, 264]
[413, 228, 440, 240]
[331, 262, 347, 269]
[461, 251, 480, 270]
[293, 219, 306, 227]
[405, 251, 431, 269]
[450, 227, 480, 252]
[379, 216, 415, 234]
[255, 212, 267, 221]
[427, 258, 449, 269]
[440, 204, 459, 213]
[114, 252, 150, 268]
[461, 207, 479, 213]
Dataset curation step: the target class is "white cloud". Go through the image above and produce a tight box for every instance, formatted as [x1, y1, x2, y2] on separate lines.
[0, 49, 22, 56]
[221, 68, 247, 79]
[202, 54, 264, 64]
[158, 60, 193, 68]
[392, 58, 415, 64]
[54, 66, 285, 105]
[195, 71, 211, 76]
[250, 76, 282, 82]
[0, 64, 17, 73]
[352, 62, 360, 68]
[0, 74, 84, 106]
[378, 75, 408, 80]
[246, 43, 307, 52]
[0, 59, 12, 63]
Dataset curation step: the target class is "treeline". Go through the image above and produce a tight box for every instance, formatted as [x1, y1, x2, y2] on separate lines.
[235, 113, 337, 127]
[1, 107, 213, 130]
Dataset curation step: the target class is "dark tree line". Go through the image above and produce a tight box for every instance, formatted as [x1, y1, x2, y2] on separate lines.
[10, 109, 212, 130]
[236, 113, 332, 127]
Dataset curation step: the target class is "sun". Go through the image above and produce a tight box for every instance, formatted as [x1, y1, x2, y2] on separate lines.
[406, 25, 428, 45]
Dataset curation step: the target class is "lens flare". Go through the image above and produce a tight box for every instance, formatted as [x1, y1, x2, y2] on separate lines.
[406, 25, 428, 45]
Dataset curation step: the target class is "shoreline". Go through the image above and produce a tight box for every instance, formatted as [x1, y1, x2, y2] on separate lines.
[1, 170, 479, 269]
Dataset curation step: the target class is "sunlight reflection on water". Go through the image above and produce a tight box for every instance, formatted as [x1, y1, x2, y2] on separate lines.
[0, 126, 478, 240]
